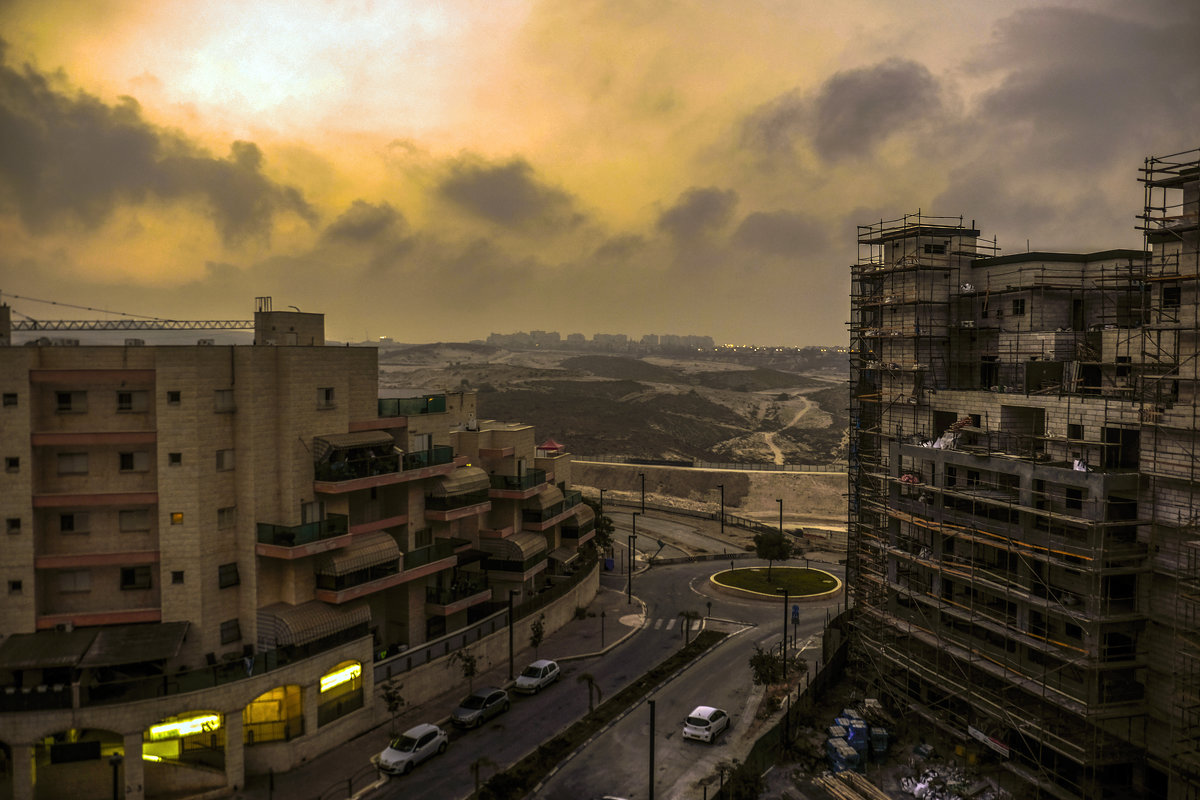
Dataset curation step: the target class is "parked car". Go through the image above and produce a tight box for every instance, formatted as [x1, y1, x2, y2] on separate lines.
[378, 723, 448, 775]
[682, 705, 730, 743]
[514, 659, 560, 694]
[452, 687, 510, 728]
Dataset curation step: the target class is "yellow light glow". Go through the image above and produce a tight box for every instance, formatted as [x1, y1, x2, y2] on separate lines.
[142, 754, 163, 762]
[147, 714, 221, 741]
[319, 662, 361, 693]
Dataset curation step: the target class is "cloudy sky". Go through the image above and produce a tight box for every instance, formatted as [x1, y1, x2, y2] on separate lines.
[1, 0, 1197, 346]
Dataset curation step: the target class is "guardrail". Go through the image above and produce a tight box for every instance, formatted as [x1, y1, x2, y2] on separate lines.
[577, 455, 845, 472]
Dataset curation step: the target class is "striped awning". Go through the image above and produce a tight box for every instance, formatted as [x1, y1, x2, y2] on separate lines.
[479, 532, 548, 561]
[548, 546, 579, 564]
[257, 602, 371, 648]
[313, 430, 397, 461]
[430, 466, 489, 497]
[523, 486, 564, 511]
[315, 532, 400, 576]
[571, 504, 595, 525]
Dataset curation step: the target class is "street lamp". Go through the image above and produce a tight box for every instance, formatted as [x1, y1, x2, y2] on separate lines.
[599, 488, 606, 518]
[777, 587, 789, 682]
[717, 483, 725, 539]
[108, 752, 123, 800]
[639, 472, 646, 513]
[628, 513, 640, 604]
[508, 589, 518, 680]
[777, 498, 783, 536]
[648, 698, 657, 800]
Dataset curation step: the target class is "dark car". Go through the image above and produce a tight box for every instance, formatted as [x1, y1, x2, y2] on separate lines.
[451, 687, 509, 728]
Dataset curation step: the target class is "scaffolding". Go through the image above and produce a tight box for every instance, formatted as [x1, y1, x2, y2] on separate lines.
[847, 151, 1200, 799]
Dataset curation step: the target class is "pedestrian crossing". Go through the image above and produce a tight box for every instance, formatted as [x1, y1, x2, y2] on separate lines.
[645, 617, 704, 632]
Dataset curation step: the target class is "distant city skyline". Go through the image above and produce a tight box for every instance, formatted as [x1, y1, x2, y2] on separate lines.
[0, 1, 1195, 345]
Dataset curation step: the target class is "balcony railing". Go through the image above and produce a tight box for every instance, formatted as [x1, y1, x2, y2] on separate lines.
[314, 446, 454, 482]
[426, 578, 490, 605]
[316, 561, 400, 592]
[521, 491, 582, 524]
[378, 396, 446, 417]
[403, 445, 455, 471]
[403, 540, 458, 571]
[562, 518, 595, 539]
[425, 490, 489, 512]
[489, 469, 546, 491]
[257, 514, 349, 547]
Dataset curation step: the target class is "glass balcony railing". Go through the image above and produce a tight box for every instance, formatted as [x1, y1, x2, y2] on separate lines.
[425, 490, 490, 512]
[426, 578, 490, 605]
[402, 445, 455, 471]
[314, 446, 454, 482]
[563, 519, 595, 539]
[403, 540, 458, 571]
[378, 396, 447, 417]
[257, 514, 349, 547]
[522, 491, 582, 525]
[489, 469, 546, 491]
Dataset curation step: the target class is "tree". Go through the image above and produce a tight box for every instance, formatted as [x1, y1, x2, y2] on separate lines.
[753, 529, 792, 581]
[377, 677, 406, 735]
[448, 649, 478, 690]
[678, 610, 701, 646]
[748, 643, 785, 686]
[529, 613, 546, 658]
[470, 756, 499, 792]
[583, 498, 614, 554]
[576, 672, 602, 713]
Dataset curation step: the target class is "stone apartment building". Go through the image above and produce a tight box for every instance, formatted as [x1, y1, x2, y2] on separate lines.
[848, 148, 1200, 799]
[0, 300, 595, 799]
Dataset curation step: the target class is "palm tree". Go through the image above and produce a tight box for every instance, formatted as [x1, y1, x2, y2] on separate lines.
[577, 672, 602, 713]
[471, 756, 499, 792]
[678, 610, 701, 646]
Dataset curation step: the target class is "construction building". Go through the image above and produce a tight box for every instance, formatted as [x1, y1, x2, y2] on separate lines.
[847, 148, 1200, 799]
[0, 298, 595, 800]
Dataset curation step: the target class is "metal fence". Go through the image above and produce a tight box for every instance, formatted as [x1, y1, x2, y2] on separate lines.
[576, 455, 845, 472]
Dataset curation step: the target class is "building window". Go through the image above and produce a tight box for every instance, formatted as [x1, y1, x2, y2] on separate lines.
[60, 512, 90, 534]
[217, 506, 237, 528]
[59, 569, 91, 593]
[1011, 298, 1026, 316]
[170, 512, 184, 525]
[1164, 285, 1181, 309]
[120, 566, 152, 590]
[216, 449, 235, 471]
[171, 570, 185, 584]
[119, 509, 151, 532]
[1064, 622, 1083, 640]
[1116, 356, 1131, 378]
[2, 393, 16, 407]
[119, 451, 150, 472]
[923, 243, 946, 255]
[1066, 487, 1084, 511]
[167, 390, 182, 405]
[57, 452, 89, 475]
[214, 389, 236, 413]
[1067, 423, 1084, 440]
[56, 391, 87, 413]
[218, 562, 240, 589]
[317, 387, 336, 409]
[4, 456, 17, 473]
[220, 619, 242, 645]
[116, 390, 148, 412]
[8, 580, 20, 594]
[5, 518, 19, 534]
[168, 452, 183, 466]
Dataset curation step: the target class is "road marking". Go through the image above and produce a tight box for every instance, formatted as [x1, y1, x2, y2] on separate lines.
[665, 619, 677, 630]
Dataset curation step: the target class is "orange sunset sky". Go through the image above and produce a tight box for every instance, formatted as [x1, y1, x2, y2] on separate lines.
[1, 0, 1197, 344]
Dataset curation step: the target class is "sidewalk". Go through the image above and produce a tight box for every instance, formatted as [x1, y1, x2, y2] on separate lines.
[234, 584, 644, 800]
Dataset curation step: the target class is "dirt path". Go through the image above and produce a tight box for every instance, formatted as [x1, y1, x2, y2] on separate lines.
[761, 396, 814, 465]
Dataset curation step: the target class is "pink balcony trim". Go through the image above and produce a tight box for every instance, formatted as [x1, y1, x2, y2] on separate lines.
[426, 588, 492, 617]
[479, 526, 515, 539]
[37, 608, 161, 629]
[349, 418, 408, 432]
[32, 431, 158, 446]
[424, 502, 491, 522]
[30, 369, 156, 384]
[522, 507, 576, 533]
[488, 486, 544, 500]
[33, 492, 158, 508]
[256, 534, 353, 560]
[36, 550, 160, 569]
[314, 555, 456, 604]
[314, 462, 457, 494]
[349, 514, 408, 535]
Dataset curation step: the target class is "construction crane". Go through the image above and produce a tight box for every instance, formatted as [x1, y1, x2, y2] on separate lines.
[2, 293, 254, 332]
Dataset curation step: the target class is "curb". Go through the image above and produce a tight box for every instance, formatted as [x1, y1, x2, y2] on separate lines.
[556, 596, 648, 663]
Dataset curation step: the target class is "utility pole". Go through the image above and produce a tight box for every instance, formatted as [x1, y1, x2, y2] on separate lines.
[639, 472, 646, 513]
[717, 483, 724, 538]
[628, 513, 640, 604]
[648, 698, 656, 800]
[508, 589, 518, 680]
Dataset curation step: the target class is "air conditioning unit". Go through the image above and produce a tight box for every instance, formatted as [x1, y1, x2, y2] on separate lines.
[197, 338, 215, 346]
[124, 338, 145, 346]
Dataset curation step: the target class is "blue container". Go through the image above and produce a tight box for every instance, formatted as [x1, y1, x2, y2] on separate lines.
[871, 726, 890, 759]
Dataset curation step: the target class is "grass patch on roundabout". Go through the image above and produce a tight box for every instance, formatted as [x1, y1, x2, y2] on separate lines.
[714, 565, 838, 596]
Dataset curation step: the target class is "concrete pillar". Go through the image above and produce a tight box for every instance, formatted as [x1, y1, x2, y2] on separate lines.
[224, 712, 245, 793]
[303, 682, 320, 736]
[11, 744, 33, 800]
[122, 732, 145, 800]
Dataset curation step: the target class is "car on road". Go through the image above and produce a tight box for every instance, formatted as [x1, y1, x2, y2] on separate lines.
[514, 659, 560, 694]
[682, 705, 730, 743]
[378, 723, 448, 775]
[452, 687, 510, 728]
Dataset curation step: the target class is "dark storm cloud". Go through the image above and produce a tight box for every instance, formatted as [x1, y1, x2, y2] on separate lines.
[656, 186, 738, 241]
[0, 45, 315, 244]
[322, 200, 406, 243]
[594, 233, 646, 260]
[733, 210, 826, 256]
[811, 59, 942, 161]
[437, 157, 583, 229]
[740, 90, 805, 156]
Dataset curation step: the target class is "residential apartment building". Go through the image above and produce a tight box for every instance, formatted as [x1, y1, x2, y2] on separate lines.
[0, 299, 595, 800]
[847, 148, 1200, 799]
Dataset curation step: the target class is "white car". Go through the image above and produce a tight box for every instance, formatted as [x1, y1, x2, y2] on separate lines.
[682, 705, 730, 744]
[378, 723, 448, 775]
[514, 659, 560, 694]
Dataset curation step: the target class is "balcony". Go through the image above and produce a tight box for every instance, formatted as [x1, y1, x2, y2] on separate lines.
[424, 490, 491, 521]
[314, 446, 456, 493]
[521, 488, 583, 531]
[488, 468, 547, 498]
[425, 579, 492, 615]
[257, 514, 350, 558]
[378, 395, 447, 417]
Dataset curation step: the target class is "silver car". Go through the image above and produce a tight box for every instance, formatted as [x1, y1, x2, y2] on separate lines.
[514, 659, 560, 694]
[378, 723, 447, 775]
[451, 687, 510, 728]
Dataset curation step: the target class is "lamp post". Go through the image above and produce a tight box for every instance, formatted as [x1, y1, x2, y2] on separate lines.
[508, 589, 518, 680]
[777, 587, 789, 683]
[599, 488, 606, 518]
[717, 483, 725, 539]
[639, 472, 646, 514]
[108, 752, 123, 800]
[648, 698, 656, 800]
[601, 610, 606, 648]
[628, 513, 640, 604]
[777, 497, 783, 537]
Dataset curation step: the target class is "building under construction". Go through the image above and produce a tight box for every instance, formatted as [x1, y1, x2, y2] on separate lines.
[847, 148, 1200, 799]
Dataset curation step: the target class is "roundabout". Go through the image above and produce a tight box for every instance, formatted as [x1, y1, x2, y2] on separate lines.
[709, 565, 842, 602]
